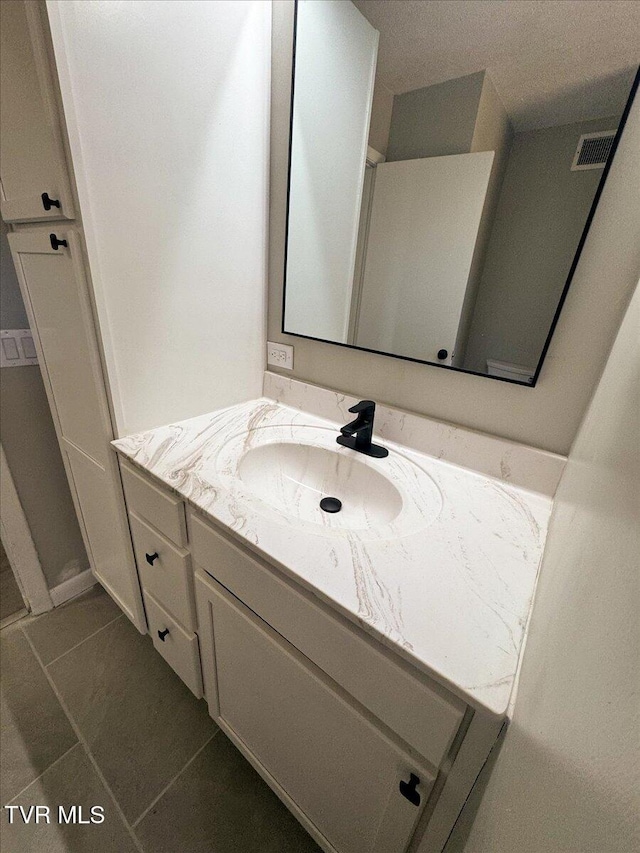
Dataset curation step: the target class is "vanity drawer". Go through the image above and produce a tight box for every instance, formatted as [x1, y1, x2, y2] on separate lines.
[144, 590, 203, 698]
[129, 511, 195, 631]
[120, 460, 187, 547]
[190, 512, 466, 769]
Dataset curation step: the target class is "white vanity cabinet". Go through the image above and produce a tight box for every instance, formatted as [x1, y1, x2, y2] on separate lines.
[115, 459, 504, 853]
[188, 511, 470, 853]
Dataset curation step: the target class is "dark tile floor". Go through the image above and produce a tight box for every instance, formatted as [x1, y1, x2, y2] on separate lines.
[0, 585, 321, 853]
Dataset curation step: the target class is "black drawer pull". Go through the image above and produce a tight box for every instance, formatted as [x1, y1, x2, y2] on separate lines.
[49, 233, 68, 251]
[399, 773, 421, 806]
[157, 628, 170, 642]
[145, 552, 159, 565]
[42, 192, 61, 211]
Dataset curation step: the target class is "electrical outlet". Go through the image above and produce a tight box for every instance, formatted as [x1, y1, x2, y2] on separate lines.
[0, 330, 38, 368]
[267, 341, 294, 370]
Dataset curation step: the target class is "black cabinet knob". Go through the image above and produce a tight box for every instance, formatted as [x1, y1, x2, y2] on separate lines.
[49, 234, 68, 251]
[437, 349, 448, 361]
[145, 552, 159, 565]
[399, 773, 421, 806]
[42, 192, 61, 211]
[157, 628, 170, 642]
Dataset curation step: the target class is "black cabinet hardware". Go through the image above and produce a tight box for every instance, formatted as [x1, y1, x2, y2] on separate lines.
[41, 192, 61, 211]
[437, 349, 448, 361]
[157, 628, 170, 642]
[145, 552, 159, 565]
[49, 234, 67, 251]
[399, 773, 421, 806]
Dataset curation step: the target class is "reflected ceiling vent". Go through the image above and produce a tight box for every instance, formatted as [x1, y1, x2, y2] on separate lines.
[571, 130, 616, 171]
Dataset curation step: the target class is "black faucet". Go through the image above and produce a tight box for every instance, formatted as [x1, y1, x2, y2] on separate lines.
[337, 400, 388, 458]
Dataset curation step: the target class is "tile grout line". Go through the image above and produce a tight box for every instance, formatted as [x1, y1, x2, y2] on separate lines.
[131, 727, 221, 829]
[35, 612, 125, 668]
[3, 743, 82, 807]
[21, 627, 146, 853]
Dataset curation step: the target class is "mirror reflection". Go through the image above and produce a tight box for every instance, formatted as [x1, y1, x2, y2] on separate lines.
[283, 0, 638, 384]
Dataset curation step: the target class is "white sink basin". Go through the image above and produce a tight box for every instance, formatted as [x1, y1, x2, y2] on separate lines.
[211, 424, 443, 537]
[238, 442, 403, 530]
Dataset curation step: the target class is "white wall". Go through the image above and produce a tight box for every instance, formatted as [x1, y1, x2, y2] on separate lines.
[465, 115, 620, 374]
[454, 73, 513, 367]
[284, 0, 378, 343]
[449, 280, 640, 852]
[47, 0, 270, 436]
[268, 2, 640, 456]
[386, 72, 484, 162]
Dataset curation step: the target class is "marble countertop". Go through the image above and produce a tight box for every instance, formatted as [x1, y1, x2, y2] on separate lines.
[113, 394, 553, 718]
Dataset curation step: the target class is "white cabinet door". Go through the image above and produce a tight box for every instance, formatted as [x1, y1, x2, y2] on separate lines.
[7, 228, 145, 632]
[196, 572, 433, 853]
[7, 229, 111, 464]
[64, 441, 145, 631]
[0, 1, 74, 223]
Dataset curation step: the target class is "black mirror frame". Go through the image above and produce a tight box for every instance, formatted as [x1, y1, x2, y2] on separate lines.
[281, 1, 639, 387]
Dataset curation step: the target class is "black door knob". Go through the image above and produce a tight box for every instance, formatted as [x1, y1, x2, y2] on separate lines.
[437, 349, 448, 361]
[49, 234, 68, 251]
[42, 192, 61, 211]
[399, 773, 421, 806]
[145, 552, 159, 565]
[157, 628, 170, 642]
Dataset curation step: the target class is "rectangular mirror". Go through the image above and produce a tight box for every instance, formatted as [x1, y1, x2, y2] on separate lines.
[283, 0, 638, 385]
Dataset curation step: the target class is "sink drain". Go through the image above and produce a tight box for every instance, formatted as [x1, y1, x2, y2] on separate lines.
[320, 496, 342, 513]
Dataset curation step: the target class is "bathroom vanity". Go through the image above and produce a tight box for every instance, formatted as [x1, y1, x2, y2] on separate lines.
[112, 373, 564, 853]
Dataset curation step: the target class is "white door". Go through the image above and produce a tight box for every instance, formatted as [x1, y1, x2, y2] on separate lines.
[285, 0, 379, 343]
[7, 229, 145, 631]
[0, 1, 74, 223]
[197, 573, 433, 853]
[355, 152, 494, 364]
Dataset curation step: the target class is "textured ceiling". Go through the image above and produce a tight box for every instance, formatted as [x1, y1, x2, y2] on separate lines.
[353, 0, 639, 130]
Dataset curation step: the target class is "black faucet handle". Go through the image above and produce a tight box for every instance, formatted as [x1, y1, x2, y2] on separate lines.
[348, 400, 375, 416]
[337, 399, 388, 458]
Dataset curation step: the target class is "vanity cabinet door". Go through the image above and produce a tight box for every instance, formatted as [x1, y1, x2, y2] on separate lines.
[196, 572, 433, 853]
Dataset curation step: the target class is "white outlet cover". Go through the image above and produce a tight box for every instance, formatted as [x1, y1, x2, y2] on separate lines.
[267, 341, 294, 370]
[0, 330, 39, 368]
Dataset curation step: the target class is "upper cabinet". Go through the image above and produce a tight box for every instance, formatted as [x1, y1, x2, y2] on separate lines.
[0, 0, 74, 223]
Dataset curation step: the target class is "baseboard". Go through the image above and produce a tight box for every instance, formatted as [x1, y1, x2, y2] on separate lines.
[49, 567, 96, 607]
[0, 608, 28, 630]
